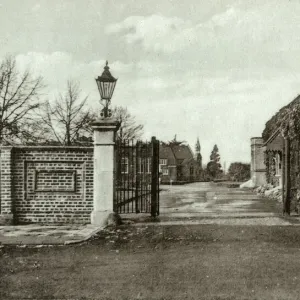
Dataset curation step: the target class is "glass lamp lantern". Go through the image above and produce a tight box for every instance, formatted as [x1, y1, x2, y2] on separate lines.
[95, 61, 117, 118]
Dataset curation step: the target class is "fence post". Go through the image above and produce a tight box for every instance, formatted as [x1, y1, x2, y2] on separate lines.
[90, 119, 120, 226]
[151, 136, 159, 217]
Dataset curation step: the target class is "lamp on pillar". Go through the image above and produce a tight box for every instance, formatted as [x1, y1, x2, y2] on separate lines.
[95, 61, 118, 118]
[91, 61, 120, 226]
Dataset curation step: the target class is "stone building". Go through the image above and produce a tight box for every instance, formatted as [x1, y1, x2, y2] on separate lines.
[251, 94, 300, 213]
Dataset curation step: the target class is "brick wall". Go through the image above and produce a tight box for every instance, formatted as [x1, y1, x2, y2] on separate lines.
[0, 147, 13, 215]
[0, 146, 94, 224]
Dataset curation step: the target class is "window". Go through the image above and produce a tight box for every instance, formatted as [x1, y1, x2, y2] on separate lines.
[190, 166, 194, 175]
[159, 158, 168, 173]
[138, 158, 151, 173]
[121, 157, 129, 174]
[275, 153, 282, 176]
[159, 159, 167, 165]
[162, 166, 169, 175]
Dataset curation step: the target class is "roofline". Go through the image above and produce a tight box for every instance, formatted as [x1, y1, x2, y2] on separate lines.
[187, 144, 194, 156]
[262, 93, 300, 146]
[262, 129, 281, 146]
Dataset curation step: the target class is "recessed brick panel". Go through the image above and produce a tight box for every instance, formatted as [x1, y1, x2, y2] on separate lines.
[9, 147, 94, 224]
[34, 170, 76, 192]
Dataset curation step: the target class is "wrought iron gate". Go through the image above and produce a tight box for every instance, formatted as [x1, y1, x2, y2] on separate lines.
[114, 136, 159, 216]
[0, 149, 1, 214]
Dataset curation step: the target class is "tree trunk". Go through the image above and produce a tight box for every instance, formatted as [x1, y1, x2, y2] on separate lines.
[282, 141, 285, 207]
[283, 137, 291, 215]
[66, 123, 71, 146]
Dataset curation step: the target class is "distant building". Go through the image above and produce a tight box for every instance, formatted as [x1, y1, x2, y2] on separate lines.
[115, 140, 203, 187]
[159, 143, 202, 183]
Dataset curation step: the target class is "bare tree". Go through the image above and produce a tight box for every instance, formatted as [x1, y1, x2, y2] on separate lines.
[111, 106, 144, 141]
[40, 80, 91, 145]
[0, 55, 44, 144]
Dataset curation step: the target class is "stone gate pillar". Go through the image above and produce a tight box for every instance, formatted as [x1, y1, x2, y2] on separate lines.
[251, 137, 266, 186]
[91, 119, 120, 226]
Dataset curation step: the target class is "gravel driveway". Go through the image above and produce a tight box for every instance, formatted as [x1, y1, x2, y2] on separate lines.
[155, 182, 296, 225]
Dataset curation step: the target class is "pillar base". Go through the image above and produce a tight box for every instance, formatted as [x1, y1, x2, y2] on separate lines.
[0, 214, 14, 225]
[91, 210, 113, 227]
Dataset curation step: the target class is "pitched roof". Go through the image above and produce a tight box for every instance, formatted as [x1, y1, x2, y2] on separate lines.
[262, 94, 300, 142]
[171, 144, 194, 160]
[159, 143, 176, 165]
[262, 129, 280, 146]
[181, 157, 198, 165]
[159, 143, 194, 165]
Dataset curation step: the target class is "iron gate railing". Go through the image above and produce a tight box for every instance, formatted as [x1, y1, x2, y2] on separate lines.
[114, 136, 159, 216]
[0, 149, 1, 214]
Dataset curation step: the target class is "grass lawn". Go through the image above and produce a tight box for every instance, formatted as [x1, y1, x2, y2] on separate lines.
[1, 224, 300, 300]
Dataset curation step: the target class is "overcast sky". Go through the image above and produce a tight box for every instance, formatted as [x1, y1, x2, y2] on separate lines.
[1, 0, 300, 167]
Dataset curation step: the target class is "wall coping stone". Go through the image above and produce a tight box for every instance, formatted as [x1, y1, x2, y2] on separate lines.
[91, 119, 120, 131]
[6, 146, 93, 151]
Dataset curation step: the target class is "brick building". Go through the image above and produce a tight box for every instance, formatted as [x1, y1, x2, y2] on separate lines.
[159, 143, 202, 183]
